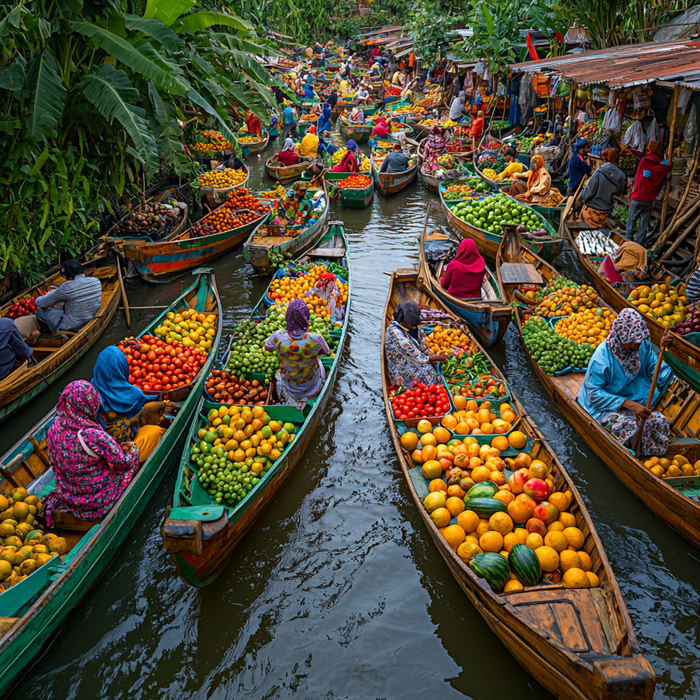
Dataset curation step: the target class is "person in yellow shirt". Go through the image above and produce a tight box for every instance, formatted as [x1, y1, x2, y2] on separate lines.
[494, 148, 524, 182]
[298, 126, 319, 157]
[338, 77, 351, 96]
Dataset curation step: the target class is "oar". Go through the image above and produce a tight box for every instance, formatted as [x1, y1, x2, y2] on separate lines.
[117, 260, 131, 330]
[635, 332, 668, 455]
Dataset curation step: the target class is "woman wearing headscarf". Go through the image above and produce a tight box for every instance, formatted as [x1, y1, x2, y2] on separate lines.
[264, 299, 331, 409]
[371, 117, 389, 139]
[598, 240, 649, 286]
[384, 302, 447, 387]
[298, 125, 319, 157]
[244, 109, 262, 137]
[330, 140, 360, 172]
[580, 148, 626, 227]
[44, 380, 141, 527]
[423, 125, 447, 161]
[578, 309, 674, 456]
[276, 138, 300, 167]
[305, 272, 345, 321]
[440, 240, 487, 299]
[507, 155, 552, 203]
[316, 103, 332, 137]
[92, 346, 167, 462]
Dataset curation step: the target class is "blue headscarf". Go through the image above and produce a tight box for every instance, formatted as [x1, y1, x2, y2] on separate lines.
[346, 139, 359, 152]
[575, 138, 588, 152]
[317, 104, 332, 135]
[92, 345, 147, 417]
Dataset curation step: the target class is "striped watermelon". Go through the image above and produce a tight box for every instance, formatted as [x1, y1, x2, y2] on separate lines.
[464, 481, 498, 501]
[469, 552, 510, 592]
[464, 497, 507, 518]
[509, 544, 542, 586]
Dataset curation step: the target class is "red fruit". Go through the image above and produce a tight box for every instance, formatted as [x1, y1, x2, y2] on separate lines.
[523, 478, 549, 502]
[526, 517, 547, 536]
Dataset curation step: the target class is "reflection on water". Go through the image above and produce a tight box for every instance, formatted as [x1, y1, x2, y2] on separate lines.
[8, 145, 700, 700]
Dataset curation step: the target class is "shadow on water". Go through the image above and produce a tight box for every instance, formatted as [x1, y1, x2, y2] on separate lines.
[7, 144, 700, 700]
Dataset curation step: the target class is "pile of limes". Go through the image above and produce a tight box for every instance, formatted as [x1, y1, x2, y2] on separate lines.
[522, 317, 595, 375]
[451, 193, 546, 236]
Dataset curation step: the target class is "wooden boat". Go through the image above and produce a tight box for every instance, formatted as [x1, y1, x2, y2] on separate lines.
[109, 190, 189, 241]
[418, 223, 511, 348]
[243, 183, 329, 275]
[237, 129, 270, 156]
[324, 168, 374, 209]
[0, 266, 120, 423]
[338, 116, 373, 143]
[407, 118, 432, 139]
[381, 268, 654, 700]
[193, 164, 250, 211]
[497, 226, 700, 551]
[565, 222, 700, 395]
[0, 270, 222, 695]
[332, 101, 378, 121]
[418, 137, 474, 163]
[265, 155, 320, 184]
[438, 180, 564, 262]
[162, 226, 351, 586]
[371, 147, 418, 196]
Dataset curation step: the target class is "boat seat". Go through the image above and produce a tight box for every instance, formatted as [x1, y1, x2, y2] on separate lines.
[308, 247, 346, 258]
[499, 263, 544, 285]
[52, 509, 102, 532]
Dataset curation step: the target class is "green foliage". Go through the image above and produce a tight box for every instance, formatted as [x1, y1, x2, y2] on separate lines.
[406, 0, 461, 66]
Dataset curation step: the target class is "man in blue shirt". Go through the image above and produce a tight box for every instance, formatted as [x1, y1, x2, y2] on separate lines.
[282, 102, 297, 141]
[567, 138, 592, 195]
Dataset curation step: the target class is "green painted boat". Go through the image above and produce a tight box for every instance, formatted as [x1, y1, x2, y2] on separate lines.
[324, 166, 374, 208]
[162, 225, 351, 586]
[0, 269, 222, 697]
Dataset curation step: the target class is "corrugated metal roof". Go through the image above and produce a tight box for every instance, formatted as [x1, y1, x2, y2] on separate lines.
[511, 39, 700, 88]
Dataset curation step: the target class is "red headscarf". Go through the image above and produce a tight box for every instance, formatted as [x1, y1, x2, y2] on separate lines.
[452, 239, 485, 275]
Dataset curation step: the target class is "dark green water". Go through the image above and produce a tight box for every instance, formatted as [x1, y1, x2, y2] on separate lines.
[4, 145, 700, 699]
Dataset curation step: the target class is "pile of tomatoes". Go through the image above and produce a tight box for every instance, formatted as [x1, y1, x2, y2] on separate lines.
[337, 175, 372, 189]
[7, 295, 41, 319]
[118, 334, 207, 393]
[191, 207, 266, 238]
[390, 382, 451, 420]
[226, 188, 268, 211]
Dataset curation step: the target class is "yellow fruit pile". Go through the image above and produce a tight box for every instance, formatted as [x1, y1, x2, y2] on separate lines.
[426, 326, 471, 354]
[533, 285, 598, 318]
[644, 454, 700, 478]
[154, 308, 217, 352]
[628, 283, 690, 327]
[441, 399, 518, 436]
[260, 184, 286, 199]
[267, 264, 348, 318]
[482, 168, 498, 179]
[238, 135, 262, 144]
[197, 168, 247, 189]
[542, 189, 564, 206]
[190, 131, 233, 152]
[331, 147, 370, 171]
[554, 307, 616, 347]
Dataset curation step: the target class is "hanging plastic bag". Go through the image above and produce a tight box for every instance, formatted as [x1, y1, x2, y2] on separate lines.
[644, 116, 659, 147]
[622, 120, 645, 151]
[684, 102, 698, 151]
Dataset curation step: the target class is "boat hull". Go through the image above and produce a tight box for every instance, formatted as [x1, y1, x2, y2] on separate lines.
[324, 171, 374, 209]
[373, 163, 418, 196]
[420, 167, 439, 191]
[338, 120, 373, 143]
[265, 157, 318, 184]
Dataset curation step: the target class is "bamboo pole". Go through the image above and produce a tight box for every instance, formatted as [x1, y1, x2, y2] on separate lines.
[659, 84, 681, 234]
[659, 146, 700, 245]
[659, 210, 700, 260]
[653, 192, 700, 254]
[116, 261, 131, 330]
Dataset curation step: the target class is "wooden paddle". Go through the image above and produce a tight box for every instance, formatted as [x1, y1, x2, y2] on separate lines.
[116, 260, 131, 330]
[635, 332, 669, 455]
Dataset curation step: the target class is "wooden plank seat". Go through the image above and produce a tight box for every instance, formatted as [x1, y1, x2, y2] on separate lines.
[51, 509, 102, 532]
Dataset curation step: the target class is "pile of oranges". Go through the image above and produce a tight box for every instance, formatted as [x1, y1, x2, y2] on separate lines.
[426, 326, 471, 354]
[553, 307, 616, 348]
[533, 285, 598, 318]
[337, 175, 372, 189]
[226, 188, 268, 211]
[267, 264, 348, 319]
[190, 131, 233, 153]
[441, 398, 517, 436]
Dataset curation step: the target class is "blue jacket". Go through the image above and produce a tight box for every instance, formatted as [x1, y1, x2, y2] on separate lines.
[568, 153, 592, 191]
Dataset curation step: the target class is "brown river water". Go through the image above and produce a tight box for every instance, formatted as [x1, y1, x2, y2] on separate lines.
[4, 144, 700, 699]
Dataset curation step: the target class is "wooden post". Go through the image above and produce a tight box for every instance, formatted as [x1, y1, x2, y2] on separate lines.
[117, 261, 131, 330]
[659, 84, 680, 233]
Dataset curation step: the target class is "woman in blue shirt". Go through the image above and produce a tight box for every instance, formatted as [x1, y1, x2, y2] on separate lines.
[577, 308, 673, 456]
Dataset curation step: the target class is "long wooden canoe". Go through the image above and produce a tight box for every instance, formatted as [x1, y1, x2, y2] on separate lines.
[565, 222, 700, 394]
[162, 226, 351, 585]
[0, 270, 221, 696]
[324, 169, 374, 209]
[496, 227, 700, 551]
[418, 223, 510, 348]
[438, 179, 564, 262]
[0, 266, 120, 423]
[338, 117, 374, 143]
[265, 155, 320, 184]
[243, 183, 329, 275]
[381, 267, 654, 700]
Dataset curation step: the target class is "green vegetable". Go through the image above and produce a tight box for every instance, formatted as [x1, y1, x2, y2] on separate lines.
[522, 316, 595, 375]
[441, 352, 490, 380]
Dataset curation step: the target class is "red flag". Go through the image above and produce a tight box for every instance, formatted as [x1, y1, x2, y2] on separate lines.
[526, 33, 539, 61]
[556, 30, 564, 44]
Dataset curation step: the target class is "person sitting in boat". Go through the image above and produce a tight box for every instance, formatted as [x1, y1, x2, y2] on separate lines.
[423, 125, 447, 161]
[469, 109, 485, 141]
[92, 346, 167, 463]
[598, 240, 649, 287]
[380, 143, 410, 174]
[384, 301, 447, 387]
[354, 85, 371, 104]
[276, 138, 300, 167]
[34, 259, 102, 335]
[264, 299, 330, 410]
[244, 109, 262, 137]
[372, 117, 389, 139]
[580, 148, 626, 228]
[347, 106, 365, 123]
[338, 77, 352, 97]
[298, 126, 319, 158]
[505, 155, 552, 203]
[0, 318, 33, 381]
[44, 380, 140, 528]
[449, 92, 469, 123]
[330, 140, 360, 172]
[317, 103, 332, 137]
[494, 148, 525, 182]
[440, 239, 487, 299]
[306, 273, 345, 321]
[318, 130, 337, 158]
[577, 309, 674, 457]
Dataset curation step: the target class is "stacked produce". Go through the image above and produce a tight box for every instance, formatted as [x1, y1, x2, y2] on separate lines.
[153, 309, 217, 351]
[385, 85, 402, 96]
[118, 334, 209, 392]
[261, 184, 286, 199]
[267, 263, 349, 317]
[523, 317, 595, 374]
[205, 370, 270, 405]
[118, 201, 182, 235]
[478, 153, 506, 179]
[554, 308, 616, 348]
[628, 283, 690, 328]
[441, 351, 490, 380]
[191, 208, 264, 238]
[440, 399, 517, 436]
[226, 188, 269, 211]
[448, 376, 507, 400]
[450, 193, 548, 237]
[671, 306, 700, 335]
[6, 295, 41, 319]
[644, 454, 700, 478]
[192, 405, 297, 506]
[331, 147, 370, 171]
[197, 168, 247, 189]
[442, 178, 490, 200]
[238, 134, 263, 144]
[390, 382, 451, 420]
[517, 136, 536, 154]
[190, 131, 233, 153]
[541, 189, 564, 206]
[532, 284, 597, 318]
[426, 325, 471, 354]
[337, 174, 372, 189]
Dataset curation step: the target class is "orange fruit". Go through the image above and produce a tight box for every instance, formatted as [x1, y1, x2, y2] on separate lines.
[559, 550, 582, 573]
[477, 408, 491, 424]
[508, 431, 527, 449]
[423, 492, 446, 513]
[504, 579, 524, 592]
[585, 571, 600, 587]
[471, 466, 491, 482]
[422, 460, 442, 480]
[577, 551, 592, 572]
[453, 395, 467, 410]
[445, 497, 465, 516]
[441, 414, 457, 431]
[479, 531, 504, 553]
[433, 426, 451, 444]
[525, 533, 543, 550]
[475, 518, 491, 538]
[558, 512, 576, 528]
[534, 545, 559, 572]
[456, 542, 482, 562]
[548, 491, 571, 512]
[501, 409, 516, 423]
[446, 485, 465, 499]
[456, 510, 480, 533]
[417, 419, 433, 434]
[430, 507, 451, 528]
[455, 421, 471, 435]
[490, 470, 506, 486]
[493, 490, 515, 506]
[464, 534, 479, 546]
[503, 532, 520, 551]
[440, 524, 466, 551]
[420, 433, 437, 448]
[421, 444, 437, 461]
[491, 435, 509, 452]
[562, 568, 590, 589]
[489, 511, 514, 536]
[400, 432, 419, 451]
[466, 400, 478, 412]
[546, 521, 564, 533]
[563, 527, 584, 550]
[544, 531, 568, 552]
[428, 479, 447, 493]
[514, 528, 529, 544]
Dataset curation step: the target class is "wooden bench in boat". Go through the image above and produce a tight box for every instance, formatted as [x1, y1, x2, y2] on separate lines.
[52, 510, 102, 532]
[499, 262, 544, 285]
[307, 247, 346, 259]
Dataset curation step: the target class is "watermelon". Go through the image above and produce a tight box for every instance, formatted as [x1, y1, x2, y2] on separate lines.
[508, 544, 542, 587]
[464, 481, 498, 501]
[464, 497, 507, 518]
[469, 552, 511, 592]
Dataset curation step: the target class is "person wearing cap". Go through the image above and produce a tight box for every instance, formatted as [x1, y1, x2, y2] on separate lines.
[567, 138, 592, 195]
[580, 148, 626, 228]
[494, 148, 525, 182]
[449, 91, 469, 122]
[354, 84, 371, 104]
[626, 140, 671, 244]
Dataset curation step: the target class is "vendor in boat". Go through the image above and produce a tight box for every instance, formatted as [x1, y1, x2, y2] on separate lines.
[244, 109, 262, 138]
[298, 126, 319, 158]
[580, 148, 626, 228]
[91, 346, 167, 463]
[449, 92, 469, 123]
[347, 106, 365, 123]
[469, 109, 485, 142]
[338, 77, 352, 97]
[330, 140, 360, 172]
[276, 138, 300, 167]
[599, 240, 649, 286]
[327, 90, 339, 111]
[306, 273, 345, 321]
[494, 148, 525, 182]
[0, 318, 33, 381]
[379, 143, 410, 174]
[391, 70, 407, 88]
[264, 299, 330, 410]
[34, 259, 102, 335]
[384, 302, 447, 387]
[302, 83, 315, 101]
[354, 84, 371, 104]
[316, 103, 332, 137]
[505, 155, 552, 203]
[371, 117, 389, 139]
[440, 239, 486, 299]
[318, 130, 337, 158]
[423, 125, 447, 161]
[44, 380, 140, 528]
[577, 309, 674, 457]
